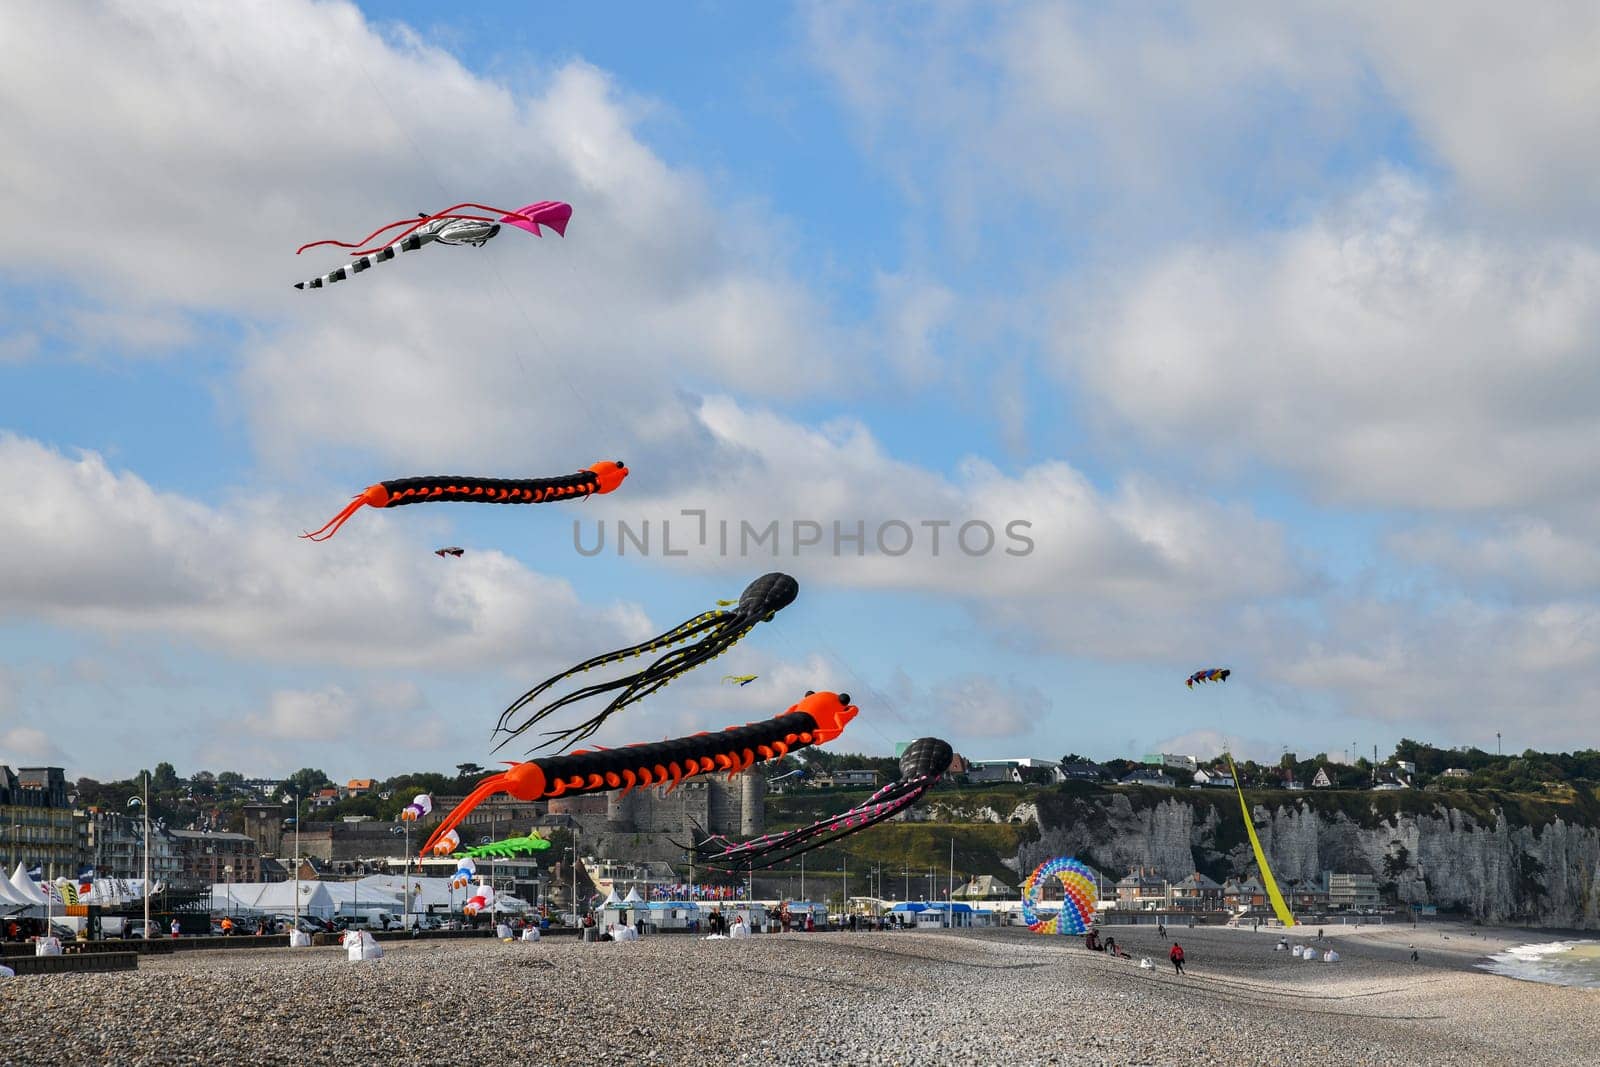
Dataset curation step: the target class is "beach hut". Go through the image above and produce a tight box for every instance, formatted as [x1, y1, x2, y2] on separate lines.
[599, 899, 702, 933]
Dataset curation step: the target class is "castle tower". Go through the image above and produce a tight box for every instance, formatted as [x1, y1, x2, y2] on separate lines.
[740, 771, 764, 837]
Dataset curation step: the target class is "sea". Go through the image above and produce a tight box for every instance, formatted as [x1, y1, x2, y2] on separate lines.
[1479, 940, 1600, 989]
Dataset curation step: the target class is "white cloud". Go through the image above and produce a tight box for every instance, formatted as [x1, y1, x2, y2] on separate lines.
[1068, 174, 1600, 512]
[0, 0, 847, 473]
[1148, 729, 1277, 766]
[1331, 3, 1600, 228]
[0, 726, 66, 764]
[0, 433, 646, 672]
[1390, 520, 1600, 600]
[604, 396, 1308, 666]
[242, 687, 359, 740]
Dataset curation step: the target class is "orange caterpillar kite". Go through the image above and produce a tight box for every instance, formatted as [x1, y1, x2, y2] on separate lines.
[420, 690, 857, 856]
[301, 461, 628, 541]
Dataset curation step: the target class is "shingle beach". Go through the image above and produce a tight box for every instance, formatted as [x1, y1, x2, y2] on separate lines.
[3, 923, 1593, 1067]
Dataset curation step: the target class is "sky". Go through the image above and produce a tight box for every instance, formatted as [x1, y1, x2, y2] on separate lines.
[3, 1, 1599, 781]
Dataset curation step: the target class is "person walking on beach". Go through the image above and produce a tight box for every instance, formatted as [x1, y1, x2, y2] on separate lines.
[1157, 921, 1167, 941]
[1169, 942, 1186, 975]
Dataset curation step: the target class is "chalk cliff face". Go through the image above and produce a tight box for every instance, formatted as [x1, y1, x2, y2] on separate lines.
[980, 791, 1600, 929]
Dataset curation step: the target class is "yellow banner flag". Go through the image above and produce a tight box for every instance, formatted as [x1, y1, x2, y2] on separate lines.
[1226, 755, 1295, 928]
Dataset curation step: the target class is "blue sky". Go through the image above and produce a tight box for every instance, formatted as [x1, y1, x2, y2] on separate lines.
[3, 1, 1599, 781]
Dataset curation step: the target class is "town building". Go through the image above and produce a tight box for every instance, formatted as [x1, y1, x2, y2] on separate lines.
[1059, 761, 1107, 781]
[1171, 871, 1224, 910]
[167, 829, 260, 887]
[1141, 753, 1198, 772]
[1221, 877, 1266, 909]
[811, 769, 879, 789]
[968, 758, 1066, 784]
[952, 874, 1014, 900]
[1325, 872, 1381, 910]
[1191, 768, 1236, 788]
[0, 766, 81, 879]
[1115, 867, 1169, 909]
[1119, 770, 1176, 788]
[1441, 768, 1472, 780]
[345, 779, 375, 798]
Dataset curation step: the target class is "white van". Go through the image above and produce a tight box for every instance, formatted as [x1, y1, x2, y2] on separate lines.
[344, 910, 400, 931]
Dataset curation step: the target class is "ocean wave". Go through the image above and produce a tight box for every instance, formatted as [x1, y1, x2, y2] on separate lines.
[1479, 939, 1600, 989]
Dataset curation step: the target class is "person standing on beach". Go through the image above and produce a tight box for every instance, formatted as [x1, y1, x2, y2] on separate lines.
[1157, 922, 1166, 941]
[1169, 942, 1186, 975]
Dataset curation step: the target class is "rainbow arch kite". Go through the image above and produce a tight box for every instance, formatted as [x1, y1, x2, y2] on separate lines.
[1020, 856, 1098, 935]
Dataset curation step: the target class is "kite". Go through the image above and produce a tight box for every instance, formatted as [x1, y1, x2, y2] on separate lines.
[450, 857, 477, 890]
[398, 794, 433, 822]
[421, 689, 857, 857]
[1019, 857, 1098, 935]
[495, 572, 799, 753]
[435, 547, 465, 559]
[1226, 753, 1296, 927]
[293, 201, 572, 290]
[301, 461, 628, 542]
[457, 832, 552, 859]
[689, 736, 953, 870]
[1186, 668, 1231, 689]
[722, 675, 758, 687]
[464, 882, 497, 917]
[429, 830, 461, 857]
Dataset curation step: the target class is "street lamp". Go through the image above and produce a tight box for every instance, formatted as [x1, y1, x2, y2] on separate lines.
[127, 772, 151, 939]
[293, 788, 302, 932]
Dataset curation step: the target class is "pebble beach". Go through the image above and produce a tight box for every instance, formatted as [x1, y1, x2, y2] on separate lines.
[4, 923, 1596, 1067]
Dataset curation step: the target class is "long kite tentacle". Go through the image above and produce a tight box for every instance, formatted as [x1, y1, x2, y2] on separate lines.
[502, 622, 757, 754]
[492, 612, 728, 735]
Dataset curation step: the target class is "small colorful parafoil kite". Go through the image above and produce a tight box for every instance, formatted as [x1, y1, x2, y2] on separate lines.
[1020, 857, 1098, 935]
[722, 674, 759, 687]
[301, 461, 628, 542]
[422, 689, 857, 857]
[293, 201, 571, 289]
[690, 737, 953, 870]
[450, 857, 477, 890]
[429, 829, 461, 857]
[1186, 668, 1231, 689]
[495, 572, 799, 753]
[457, 832, 551, 859]
[435, 547, 465, 559]
[398, 794, 433, 822]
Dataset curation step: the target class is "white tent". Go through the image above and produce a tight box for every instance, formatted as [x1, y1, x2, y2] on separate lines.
[9, 865, 46, 906]
[211, 881, 404, 918]
[353, 874, 532, 915]
[0, 873, 31, 910]
[601, 887, 622, 908]
[622, 886, 645, 905]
